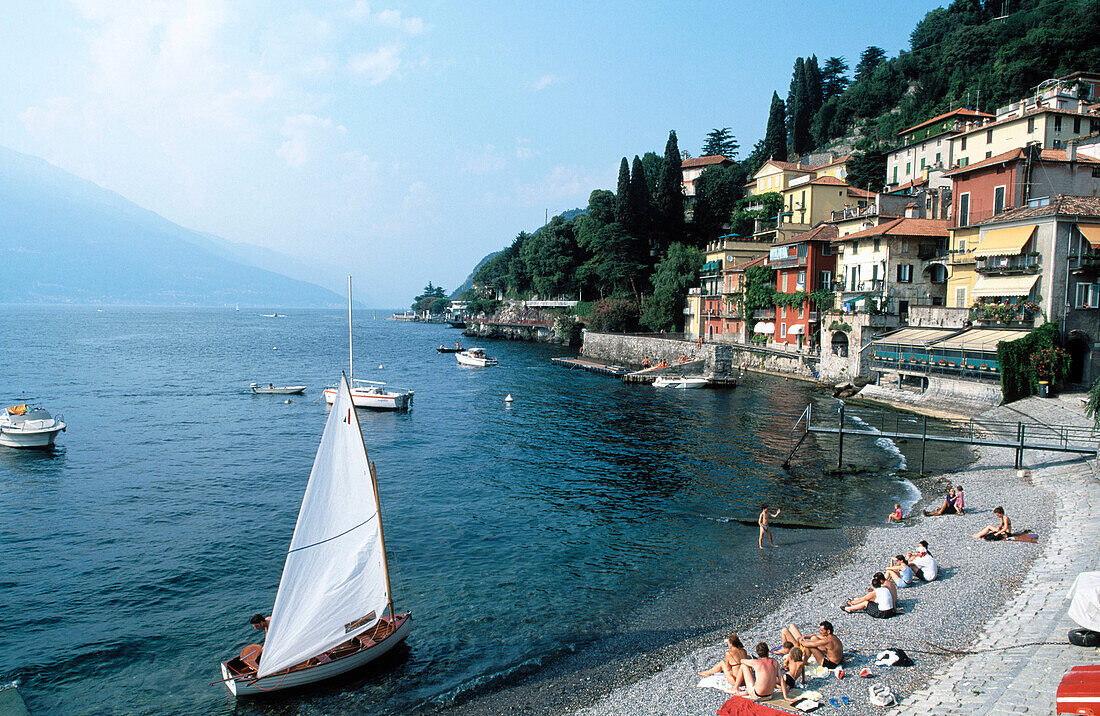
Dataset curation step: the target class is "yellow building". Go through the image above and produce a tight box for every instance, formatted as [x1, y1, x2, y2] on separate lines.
[745, 160, 814, 197]
[782, 177, 873, 230]
[944, 227, 979, 308]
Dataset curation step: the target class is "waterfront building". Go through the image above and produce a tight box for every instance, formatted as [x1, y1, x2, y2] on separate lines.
[718, 256, 767, 344]
[768, 224, 838, 352]
[682, 155, 734, 220]
[697, 236, 773, 340]
[885, 107, 993, 191]
[940, 144, 1100, 310]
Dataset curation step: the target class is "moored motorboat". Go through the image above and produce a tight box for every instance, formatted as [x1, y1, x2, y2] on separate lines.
[218, 374, 411, 696]
[323, 379, 413, 411]
[652, 375, 708, 389]
[0, 405, 66, 449]
[456, 348, 498, 367]
[250, 383, 307, 395]
[437, 344, 463, 353]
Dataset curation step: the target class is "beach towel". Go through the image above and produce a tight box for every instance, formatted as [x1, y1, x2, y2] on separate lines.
[698, 673, 739, 694]
[717, 696, 797, 716]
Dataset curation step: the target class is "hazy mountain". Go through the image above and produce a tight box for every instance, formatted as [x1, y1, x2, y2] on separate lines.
[0, 146, 346, 307]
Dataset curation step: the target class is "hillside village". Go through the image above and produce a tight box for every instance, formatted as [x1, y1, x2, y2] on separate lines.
[680, 71, 1100, 397]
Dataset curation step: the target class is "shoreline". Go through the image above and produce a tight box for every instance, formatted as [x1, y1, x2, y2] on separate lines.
[569, 393, 1098, 715]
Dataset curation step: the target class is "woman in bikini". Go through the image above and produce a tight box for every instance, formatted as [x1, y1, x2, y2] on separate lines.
[698, 633, 749, 683]
[973, 506, 1011, 540]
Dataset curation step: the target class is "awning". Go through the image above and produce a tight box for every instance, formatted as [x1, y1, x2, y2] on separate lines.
[971, 273, 1040, 298]
[788, 324, 805, 335]
[754, 322, 775, 334]
[1078, 224, 1100, 249]
[973, 225, 1035, 258]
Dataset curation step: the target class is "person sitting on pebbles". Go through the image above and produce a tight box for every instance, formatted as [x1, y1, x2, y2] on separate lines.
[884, 555, 914, 588]
[698, 633, 749, 684]
[973, 506, 1011, 540]
[781, 645, 807, 692]
[887, 503, 903, 523]
[925, 486, 957, 516]
[907, 541, 938, 581]
[843, 575, 896, 618]
[729, 642, 789, 701]
[781, 621, 843, 670]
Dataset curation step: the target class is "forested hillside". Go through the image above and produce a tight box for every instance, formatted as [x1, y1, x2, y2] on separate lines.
[464, 0, 1100, 331]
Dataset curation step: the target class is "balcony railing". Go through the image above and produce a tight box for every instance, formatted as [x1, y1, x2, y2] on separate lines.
[840, 279, 885, 293]
[753, 308, 776, 320]
[975, 254, 1041, 275]
[770, 255, 807, 269]
[1069, 254, 1100, 271]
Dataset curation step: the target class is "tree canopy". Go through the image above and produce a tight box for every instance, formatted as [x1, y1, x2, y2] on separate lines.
[702, 127, 739, 158]
[641, 243, 703, 332]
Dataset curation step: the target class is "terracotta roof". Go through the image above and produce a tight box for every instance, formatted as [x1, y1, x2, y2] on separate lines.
[945, 147, 1100, 177]
[847, 187, 876, 199]
[723, 255, 767, 272]
[832, 217, 948, 242]
[773, 223, 838, 247]
[898, 107, 994, 137]
[981, 195, 1100, 225]
[763, 160, 815, 173]
[891, 177, 927, 192]
[807, 175, 848, 186]
[814, 154, 852, 170]
[682, 155, 734, 168]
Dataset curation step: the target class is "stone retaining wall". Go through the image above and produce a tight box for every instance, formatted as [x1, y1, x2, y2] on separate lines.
[464, 321, 563, 344]
[581, 332, 732, 377]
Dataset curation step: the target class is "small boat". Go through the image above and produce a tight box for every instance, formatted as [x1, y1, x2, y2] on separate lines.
[652, 375, 708, 389]
[0, 405, 66, 449]
[219, 374, 412, 696]
[250, 383, 307, 395]
[437, 345, 463, 353]
[324, 276, 413, 411]
[456, 348, 498, 367]
[323, 379, 413, 411]
[261, 313, 286, 318]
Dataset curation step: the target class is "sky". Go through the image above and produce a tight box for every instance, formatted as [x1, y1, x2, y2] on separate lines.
[0, 0, 947, 306]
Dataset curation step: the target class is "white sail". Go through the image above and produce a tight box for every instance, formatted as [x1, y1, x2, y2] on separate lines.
[257, 374, 391, 677]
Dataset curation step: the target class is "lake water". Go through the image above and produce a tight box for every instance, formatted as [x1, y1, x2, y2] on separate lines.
[0, 308, 966, 714]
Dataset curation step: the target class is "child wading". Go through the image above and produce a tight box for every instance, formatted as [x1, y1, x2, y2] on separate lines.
[759, 504, 780, 549]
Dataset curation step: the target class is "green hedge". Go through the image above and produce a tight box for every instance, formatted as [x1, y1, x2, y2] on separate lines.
[997, 322, 1060, 403]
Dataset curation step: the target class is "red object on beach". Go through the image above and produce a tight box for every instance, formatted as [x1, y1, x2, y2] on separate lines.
[1057, 665, 1100, 715]
[717, 697, 793, 716]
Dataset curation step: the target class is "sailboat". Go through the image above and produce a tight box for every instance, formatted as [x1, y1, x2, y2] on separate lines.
[323, 276, 414, 411]
[219, 373, 412, 695]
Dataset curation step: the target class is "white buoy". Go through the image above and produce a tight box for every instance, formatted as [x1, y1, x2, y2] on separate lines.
[284, 398, 292, 404]
[272, 346, 278, 350]
[505, 393, 514, 403]
[378, 364, 383, 369]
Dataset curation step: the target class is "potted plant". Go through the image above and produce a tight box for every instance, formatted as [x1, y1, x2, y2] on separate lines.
[1032, 346, 1068, 398]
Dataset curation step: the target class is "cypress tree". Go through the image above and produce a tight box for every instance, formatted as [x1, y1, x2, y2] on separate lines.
[615, 157, 631, 226]
[805, 55, 823, 117]
[786, 57, 805, 154]
[762, 92, 787, 163]
[629, 154, 651, 244]
[656, 130, 685, 250]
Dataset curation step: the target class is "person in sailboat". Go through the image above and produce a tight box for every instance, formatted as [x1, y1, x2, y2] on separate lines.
[247, 614, 271, 663]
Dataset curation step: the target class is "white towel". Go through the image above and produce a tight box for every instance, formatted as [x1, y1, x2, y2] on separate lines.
[696, 673, 740, 694]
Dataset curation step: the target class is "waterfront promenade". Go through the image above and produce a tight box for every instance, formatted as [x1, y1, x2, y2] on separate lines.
[573, 394, 1100, 716]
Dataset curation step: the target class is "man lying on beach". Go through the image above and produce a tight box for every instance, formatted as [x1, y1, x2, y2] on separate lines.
[731, 642, 789, 701]
[758, 504, 780, 549]
[843, 576, 896, 618]
[973, 506, 1011, 540]
[698, 633, 749, 683]
[884, 555, 914, 588]
[781, 621, 843, 669]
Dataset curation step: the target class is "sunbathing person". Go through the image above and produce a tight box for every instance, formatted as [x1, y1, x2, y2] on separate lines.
[843, 576, 896, 618]
[781, 645, 807, 692]
[907, 543, 938, 581]
[732, 642, 788, 701]
[874, 570, 898, 605]
[925, 487, 957, 516]
[781, 620, 843, 669]
[698, 633, 749, 682]
[973, 506, 1011, 540]
[884, 555, 914, 588]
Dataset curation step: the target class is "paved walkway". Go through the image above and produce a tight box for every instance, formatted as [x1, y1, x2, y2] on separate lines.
[895, 394, 1100, 715]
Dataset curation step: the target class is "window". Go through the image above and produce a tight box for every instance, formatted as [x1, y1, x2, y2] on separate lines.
[797, 270, 806, 283]
[872, 264, 879, 281]
[961, 136, 967, 150]
[1054, 115, 1062, 132]
[955, 286, 967, 307]
[798, 304, 804, 318]
[994, 186, 1006, 215]
[901, 239, 910, 254]
[958, 237, 967, 252]
[959, 193, 971, 227]
[781, 323, 787, 338]
[959, 157, 969, 167]
[906, 162, 911, 175]
[986, 129, 993, 144]
[892, 166, 898, 184]
[897, 264, 913, 283]
[1093, 167, 1100, 178]
[1076, 283, 1100, 309]
[1074, 117, 1081, 133]
[874, 238, 881, 252]
[921, 157, 926, 170]
[1027, 117, 1035, 133]
[936, 151, 941, 164]
[1093, 119, 1100, 134]
[851, 241, 858, 255]
[986, 151, 993, 159]
[819, 270, 833, 289]
[822, 243, 831, 256]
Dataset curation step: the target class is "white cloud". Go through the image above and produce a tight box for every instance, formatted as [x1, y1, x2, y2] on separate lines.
[277, 114, 346, 168]
[530, 74, 559, 91]
[348, 45, 403, 84]
[460, 144, 508, 175]
[347, 2, 424, 34]
[515, 138, 534, 160]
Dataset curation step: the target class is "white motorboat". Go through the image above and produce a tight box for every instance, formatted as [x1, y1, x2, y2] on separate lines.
[250, 383, 307, 395]
[652, 375, 708, 389]
[0, 405, 66, 449]
[324, 276, 413, 412]
[219, 374, 411, 695]
[456, 348, 498, 367]
[323, 379, 413, 411]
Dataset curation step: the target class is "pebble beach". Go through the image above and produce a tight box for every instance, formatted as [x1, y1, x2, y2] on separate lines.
[571, 393, 1100, 716]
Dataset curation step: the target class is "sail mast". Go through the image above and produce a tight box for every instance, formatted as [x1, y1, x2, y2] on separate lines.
[347, 275, 354, 382]
[367, 459, 396, 619]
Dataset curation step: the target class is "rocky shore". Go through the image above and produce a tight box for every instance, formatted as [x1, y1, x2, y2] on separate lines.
[572, 394, 1100, 716]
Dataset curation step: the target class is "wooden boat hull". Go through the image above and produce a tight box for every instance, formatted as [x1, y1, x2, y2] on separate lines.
[221, 613, 412, 696]
[322, 388, 413, 411]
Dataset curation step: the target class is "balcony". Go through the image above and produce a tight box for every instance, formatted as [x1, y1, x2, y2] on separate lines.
[840, 279, 885, 294]
[975, 253, 1041, 275]
[770, 255, 808, 270]
[753, 308, 776, 320]
[1069, 253, 1100, 271]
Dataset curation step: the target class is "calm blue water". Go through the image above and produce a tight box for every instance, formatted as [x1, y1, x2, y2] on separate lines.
[0, 308, 956, 715]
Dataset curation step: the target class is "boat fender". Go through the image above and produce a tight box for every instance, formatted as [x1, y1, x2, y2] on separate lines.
[1070, 628, 1100, 647]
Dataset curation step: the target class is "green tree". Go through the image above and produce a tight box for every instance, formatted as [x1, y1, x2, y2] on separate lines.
[854, 46, 887, 83]
[521, 217, 578, 299]
[786, 57, 806, 156]
[587, 297, 640, 333]
[821, 56, 849, 98]
[655, 130, 685, 252]
[845, 143, 889, 192]
[729, 192, 783, 237]
[629, 154, 653, 244]
[640, 151, 663, 197]
[641, 242, 703, 332]
[702, 127, 739, 158]
[741, 264, 777, 327]
[691, 164, 746, 244]
[614, 157, 631, 226]
[762, 92, 787, 163]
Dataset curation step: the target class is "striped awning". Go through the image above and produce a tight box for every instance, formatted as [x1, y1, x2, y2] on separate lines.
[1078, 224, 1100, 248]
[971, 273, 1040, 298]
[973, 225, 1035, 258]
